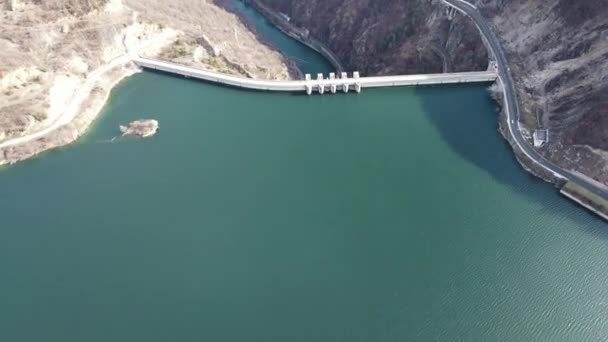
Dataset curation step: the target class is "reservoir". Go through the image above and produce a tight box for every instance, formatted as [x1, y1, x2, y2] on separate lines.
[1, 2, 607, 341]
[229, 0, 334, 75]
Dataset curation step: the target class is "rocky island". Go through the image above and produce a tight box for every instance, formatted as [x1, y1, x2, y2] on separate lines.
[120, 119, 158, 138]
[0, 0, 293, 166]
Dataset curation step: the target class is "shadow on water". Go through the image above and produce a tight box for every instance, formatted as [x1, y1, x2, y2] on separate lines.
[416, 83, 607, 233]
[140, 70, 608, 234]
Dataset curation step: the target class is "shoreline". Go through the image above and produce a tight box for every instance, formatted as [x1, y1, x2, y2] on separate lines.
[236, 0, 608, 221]
[238, 0, 345, 73]
[561, 185, 608, 222]
[444, 0, 608, 221]
[3, 0, 605, 221]
[0, 0, 293, 167]
[0, 57, 137, 166]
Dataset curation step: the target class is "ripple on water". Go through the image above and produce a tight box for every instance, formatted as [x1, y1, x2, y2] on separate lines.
[0, 66, 606, 342]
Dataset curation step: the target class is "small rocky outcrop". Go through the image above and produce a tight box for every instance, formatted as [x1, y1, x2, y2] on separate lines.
[120, 119, 159, 138]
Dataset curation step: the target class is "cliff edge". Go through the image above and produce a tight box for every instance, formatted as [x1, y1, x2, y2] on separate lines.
[258, 0, 608, 185]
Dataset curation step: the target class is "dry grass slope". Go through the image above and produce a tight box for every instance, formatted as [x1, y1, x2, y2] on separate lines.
[0, 0, 291, 164]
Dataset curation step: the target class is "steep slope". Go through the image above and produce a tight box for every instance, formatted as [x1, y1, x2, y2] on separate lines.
[258, 0, 608, 184]
[257, 0, 489, 75]
[478, 0, 608, 183]
[0, 0, 291, 164]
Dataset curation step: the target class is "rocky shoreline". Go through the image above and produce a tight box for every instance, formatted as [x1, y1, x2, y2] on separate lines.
[229, 0, 345, 73]
[120, 119, 159, 138]
[0, 62, 138, 166]
[244, 0, 608, 220]
[0, 0, 292, 167]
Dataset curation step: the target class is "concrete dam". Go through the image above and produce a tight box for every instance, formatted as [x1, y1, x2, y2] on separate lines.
[132, 57, 498, 95]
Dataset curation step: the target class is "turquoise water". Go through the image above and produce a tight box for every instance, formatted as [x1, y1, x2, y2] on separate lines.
[228, 0, 334, 75]
[1, 3, 607, 342]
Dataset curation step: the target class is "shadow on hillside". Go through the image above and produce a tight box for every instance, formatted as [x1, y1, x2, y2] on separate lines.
[213, 0, 299, 72]
[416, 83, 607, 235]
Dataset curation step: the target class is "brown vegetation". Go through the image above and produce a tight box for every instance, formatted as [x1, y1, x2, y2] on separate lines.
[0, 0, 291, 165]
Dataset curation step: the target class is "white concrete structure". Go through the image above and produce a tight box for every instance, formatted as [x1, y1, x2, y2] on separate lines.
[533, 129, 549, 147]
[133, 57, 498, 95]
[329, 73, 337, 93]
[305, 74, 312, 95]
[317, 73, 324, 94]
[353, 71, 361, 93]
[341, 72, 349, 93]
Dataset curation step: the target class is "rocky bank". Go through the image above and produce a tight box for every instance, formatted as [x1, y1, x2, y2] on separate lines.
[257, 0, 608, 185]
[0, 0, 292, 165]
[120, 119, 158, 138]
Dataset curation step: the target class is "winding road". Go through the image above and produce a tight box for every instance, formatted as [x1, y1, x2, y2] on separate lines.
[3, 1, 607, 212]
[443, 0, 608, 202]
[0, 53, 495, 159]
[0, 55, 132, 151]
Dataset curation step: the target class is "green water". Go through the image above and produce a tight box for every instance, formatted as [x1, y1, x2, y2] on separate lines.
[1, 4, 608, 342]
[228, 0, 334, 75]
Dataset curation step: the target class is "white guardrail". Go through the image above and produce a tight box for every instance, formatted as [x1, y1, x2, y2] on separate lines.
[132, 57, 497, 93]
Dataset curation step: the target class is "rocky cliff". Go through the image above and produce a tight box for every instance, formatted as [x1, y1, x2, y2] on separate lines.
[258, 0, 489, 75]
[259, 0, 608, 184]
[479, 0, 608, 184]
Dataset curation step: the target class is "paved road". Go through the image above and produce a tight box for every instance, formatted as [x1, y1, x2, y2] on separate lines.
[134, 57, 497, 91]
[443, 0, 608, 201]
[0, 55, 132, 150]
[0, 54, 495, 156]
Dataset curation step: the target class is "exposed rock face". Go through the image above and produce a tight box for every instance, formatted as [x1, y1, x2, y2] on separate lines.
[477, 0, 608, 183]
[259, 0, 608, 184]
[0, 0, 292, 165]
[120, 119, 158, 138]
[257, 0, 489, 75]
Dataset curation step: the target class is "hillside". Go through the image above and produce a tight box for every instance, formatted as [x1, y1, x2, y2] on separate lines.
[0, 0, 291, 164]
[257, 0, 608, 184]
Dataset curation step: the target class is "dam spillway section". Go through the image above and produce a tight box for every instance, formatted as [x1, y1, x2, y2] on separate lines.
[305, 72, 361, 95]
[132, 57, 498, 95]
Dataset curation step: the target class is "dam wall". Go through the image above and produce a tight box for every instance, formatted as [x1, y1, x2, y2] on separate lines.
[133, 57, 497, 94]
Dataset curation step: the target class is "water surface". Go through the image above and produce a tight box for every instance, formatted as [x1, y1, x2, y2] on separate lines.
[0, 3, 607, 342]
[228, 0, 334, 75]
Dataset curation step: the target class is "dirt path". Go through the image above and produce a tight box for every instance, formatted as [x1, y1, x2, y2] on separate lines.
[0, 55, 131, 151]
